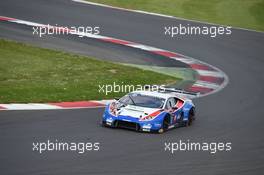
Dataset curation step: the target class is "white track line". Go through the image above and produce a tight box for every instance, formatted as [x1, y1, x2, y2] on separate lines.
[125, 44, 164, 52]
[193, 81, 220, 90]
[0, 104, 62, 110]
[195, 69, 224, 78]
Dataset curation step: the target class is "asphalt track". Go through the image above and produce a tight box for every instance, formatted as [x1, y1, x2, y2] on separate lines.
[0, 0, 264, 174]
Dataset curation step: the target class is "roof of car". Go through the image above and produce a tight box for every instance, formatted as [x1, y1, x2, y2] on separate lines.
[130, 90, 174, 99]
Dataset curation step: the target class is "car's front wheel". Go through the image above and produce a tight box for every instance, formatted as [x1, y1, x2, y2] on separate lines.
[158, 115, 170, 133]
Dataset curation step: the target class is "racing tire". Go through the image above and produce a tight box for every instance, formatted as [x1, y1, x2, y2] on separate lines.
[187, 108, 195, 126]
[113, 120, 118, 128]
[159, 115, 170, 133]
[179, 112, 188, 127]
[101, 121, 107, 127]
[180, 108, 195, 127]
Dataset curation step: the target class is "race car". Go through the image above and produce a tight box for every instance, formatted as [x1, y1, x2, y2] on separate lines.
[102, 89, 196, 133]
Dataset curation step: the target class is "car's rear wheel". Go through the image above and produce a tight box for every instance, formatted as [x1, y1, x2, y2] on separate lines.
[180, 108, 195, 127]
[179, 112, 186, 127]
[187, 108, 195, 126]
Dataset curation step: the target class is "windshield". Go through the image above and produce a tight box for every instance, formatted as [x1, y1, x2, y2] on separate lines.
[119, 93, 165, 108]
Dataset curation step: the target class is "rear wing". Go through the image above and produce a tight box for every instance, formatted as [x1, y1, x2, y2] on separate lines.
[161, 87, 200, 99]
[145, 85, 200, 98]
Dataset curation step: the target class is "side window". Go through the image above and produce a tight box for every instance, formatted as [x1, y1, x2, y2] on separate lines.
[166, 98, 176, 109]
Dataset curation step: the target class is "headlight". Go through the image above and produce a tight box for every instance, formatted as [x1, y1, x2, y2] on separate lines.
[139, 110, 161, 121]
[140, 115, 156, 121]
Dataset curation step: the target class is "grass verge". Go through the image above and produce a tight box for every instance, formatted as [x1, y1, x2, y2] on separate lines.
[0, 39, 179, 103]
[87, 0, 264, 31]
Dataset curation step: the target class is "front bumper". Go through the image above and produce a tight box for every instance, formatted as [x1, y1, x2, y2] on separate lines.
[102, 112, 162, 132]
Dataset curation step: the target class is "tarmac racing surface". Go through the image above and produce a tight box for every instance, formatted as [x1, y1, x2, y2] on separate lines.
[0, 0, 264, 174]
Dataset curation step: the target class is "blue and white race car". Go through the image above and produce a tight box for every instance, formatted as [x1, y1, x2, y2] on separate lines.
[102, 89, 196, 133]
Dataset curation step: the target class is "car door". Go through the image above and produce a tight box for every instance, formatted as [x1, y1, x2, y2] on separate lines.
[165, 97, 177, 124]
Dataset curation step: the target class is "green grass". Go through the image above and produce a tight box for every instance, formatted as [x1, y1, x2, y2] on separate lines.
[88, 0, 264, 31]
[0, 39, 179, 103]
